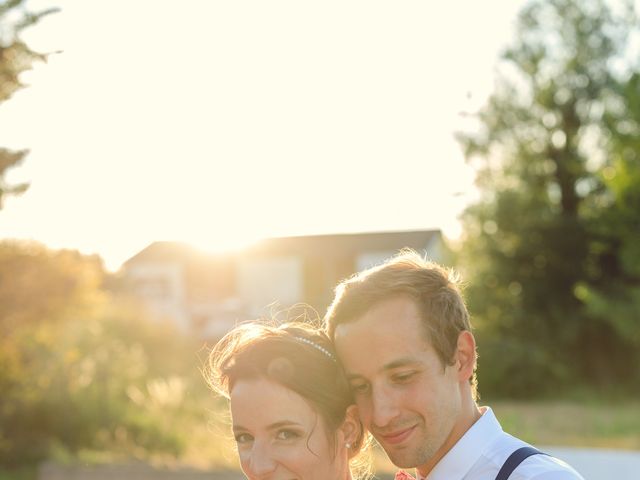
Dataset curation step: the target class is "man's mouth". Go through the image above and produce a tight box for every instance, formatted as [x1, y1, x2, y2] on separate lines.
[378, 425, 416, 445]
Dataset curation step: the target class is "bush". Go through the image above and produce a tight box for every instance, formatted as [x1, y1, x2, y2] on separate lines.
[0, 241, 208, 467]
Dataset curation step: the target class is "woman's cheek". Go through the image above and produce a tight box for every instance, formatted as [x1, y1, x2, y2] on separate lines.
[238, 449, 252, 469]
[279, 444, 308, 470]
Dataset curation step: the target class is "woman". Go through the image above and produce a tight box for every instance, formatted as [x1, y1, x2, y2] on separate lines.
[208, 321, 370, 480]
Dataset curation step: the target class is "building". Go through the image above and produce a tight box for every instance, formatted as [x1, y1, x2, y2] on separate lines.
[122, 230, 443, 338]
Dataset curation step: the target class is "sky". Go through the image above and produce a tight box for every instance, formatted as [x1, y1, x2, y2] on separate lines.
[0, 0, 529, 271]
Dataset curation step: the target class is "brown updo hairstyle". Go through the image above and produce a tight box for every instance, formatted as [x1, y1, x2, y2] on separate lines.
[207, 321, 370, 478]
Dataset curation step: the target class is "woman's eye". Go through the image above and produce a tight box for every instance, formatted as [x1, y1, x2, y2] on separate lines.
[276, 429, 300, 441]
[234, 433, 253, 444]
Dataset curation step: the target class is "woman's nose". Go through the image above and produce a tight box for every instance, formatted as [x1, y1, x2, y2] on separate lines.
[242, 442, 278, 478]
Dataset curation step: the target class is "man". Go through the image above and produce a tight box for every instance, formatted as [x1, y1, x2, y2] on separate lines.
[325, 251, 583, 480]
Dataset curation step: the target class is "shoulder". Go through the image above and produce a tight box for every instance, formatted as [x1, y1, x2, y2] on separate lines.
[480, 432, 583, 480]
[466, 409, 584, 480]
[509, 454, 585, 480]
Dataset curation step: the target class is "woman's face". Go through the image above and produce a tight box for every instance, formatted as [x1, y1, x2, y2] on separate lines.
[230, 376, 348, 480]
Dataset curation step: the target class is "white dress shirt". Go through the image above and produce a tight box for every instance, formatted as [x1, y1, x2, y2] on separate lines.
[417, 407, 585, 480]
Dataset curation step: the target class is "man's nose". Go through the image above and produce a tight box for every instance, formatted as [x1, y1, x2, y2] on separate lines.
[243, 442, 277, 478]
[371, 386, 400, 428]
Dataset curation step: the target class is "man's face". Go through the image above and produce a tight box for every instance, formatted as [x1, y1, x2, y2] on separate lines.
[333, 296, 464, 471]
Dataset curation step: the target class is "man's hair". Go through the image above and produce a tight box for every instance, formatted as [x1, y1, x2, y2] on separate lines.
[324, 249, 477, 397]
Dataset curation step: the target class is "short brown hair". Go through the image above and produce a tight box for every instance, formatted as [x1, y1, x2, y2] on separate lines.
[325, 250, 477, 396]
[207, 321, 370, 475]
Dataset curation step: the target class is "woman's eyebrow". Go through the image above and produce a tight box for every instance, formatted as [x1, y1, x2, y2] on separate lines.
[266, 420, 302, 430]
[233, 420, 302, 433]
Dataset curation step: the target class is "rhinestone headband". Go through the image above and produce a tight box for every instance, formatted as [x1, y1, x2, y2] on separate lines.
[294, 336, 337, 362]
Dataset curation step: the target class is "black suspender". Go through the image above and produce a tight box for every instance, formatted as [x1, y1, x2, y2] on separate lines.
[494, 447, 547, 480]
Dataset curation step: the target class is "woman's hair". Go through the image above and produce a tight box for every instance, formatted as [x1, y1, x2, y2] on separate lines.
[207, 320, 370, 476]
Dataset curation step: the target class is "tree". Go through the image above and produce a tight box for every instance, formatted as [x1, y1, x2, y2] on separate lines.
[575, 72, 640, 385]
[456, 0, 639, 396]
[0, 241, 106, 335]
[0, 0, 58, 208]
[0, 241, 203, 467]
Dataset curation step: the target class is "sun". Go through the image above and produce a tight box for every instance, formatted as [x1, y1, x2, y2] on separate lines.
[187, 232, 265, 256]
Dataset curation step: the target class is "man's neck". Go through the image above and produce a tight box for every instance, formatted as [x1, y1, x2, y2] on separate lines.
[415, 401, 482, 478]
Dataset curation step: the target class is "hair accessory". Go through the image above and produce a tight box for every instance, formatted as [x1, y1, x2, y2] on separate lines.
[293, 336, 337, 362]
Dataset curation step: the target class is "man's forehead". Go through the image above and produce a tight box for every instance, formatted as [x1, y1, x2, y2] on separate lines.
[346, 355, 425, 377]
[335, 329, 431, 375]
[334, 297, 424, 337]
[332, 314, 391, 349]
[332, 316, 361, 339]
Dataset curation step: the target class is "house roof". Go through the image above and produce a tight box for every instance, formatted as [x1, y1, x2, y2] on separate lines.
[124, 230, 441, 267]
[245, 230, 441, 258]
[123, 241, 201, 267]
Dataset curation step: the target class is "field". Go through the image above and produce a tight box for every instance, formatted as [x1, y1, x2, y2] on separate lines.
[371, 400, 640, 474]
[194, 399, 640, 474]
[489, 400, 640, 450]
[2, 399, 638, 480]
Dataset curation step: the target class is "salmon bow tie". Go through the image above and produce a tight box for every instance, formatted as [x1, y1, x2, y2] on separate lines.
[395, 471, 416, 480]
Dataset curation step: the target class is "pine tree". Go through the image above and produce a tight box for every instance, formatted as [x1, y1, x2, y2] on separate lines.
[0, 0, 58, 208]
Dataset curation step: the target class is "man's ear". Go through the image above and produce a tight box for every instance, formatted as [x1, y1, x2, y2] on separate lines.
[338, 405, 362, 459]
[455, 330, 477, 382]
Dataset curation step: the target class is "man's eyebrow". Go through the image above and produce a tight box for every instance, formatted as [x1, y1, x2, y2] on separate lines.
[381, 357, 421, 371]
[345, 357, 421, 380]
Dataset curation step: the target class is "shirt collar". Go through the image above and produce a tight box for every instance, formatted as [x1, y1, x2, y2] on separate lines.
[417, 406, 503, 480]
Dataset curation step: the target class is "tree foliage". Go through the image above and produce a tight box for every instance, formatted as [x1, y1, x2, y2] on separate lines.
[0, 241, 206, 467]
[0, 0, 58, 208]
[457, 0, 640, 397]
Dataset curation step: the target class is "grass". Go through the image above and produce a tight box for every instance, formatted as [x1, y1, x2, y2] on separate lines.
[195, 398, 640, 477]
[371, 399, 640, 475]
[9, 398, 637, 477]
[200, 398, 640, 471]
[489, 400, 640, 450]
[0, 466, 37, 480]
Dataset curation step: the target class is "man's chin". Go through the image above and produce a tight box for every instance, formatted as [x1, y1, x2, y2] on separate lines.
[382, 444, 432, 470]
[390, 459, 416, 469]
[384, 449, 420, 470]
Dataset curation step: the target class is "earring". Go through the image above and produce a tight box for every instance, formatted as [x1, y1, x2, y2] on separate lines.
[346, 442, 352, 449]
